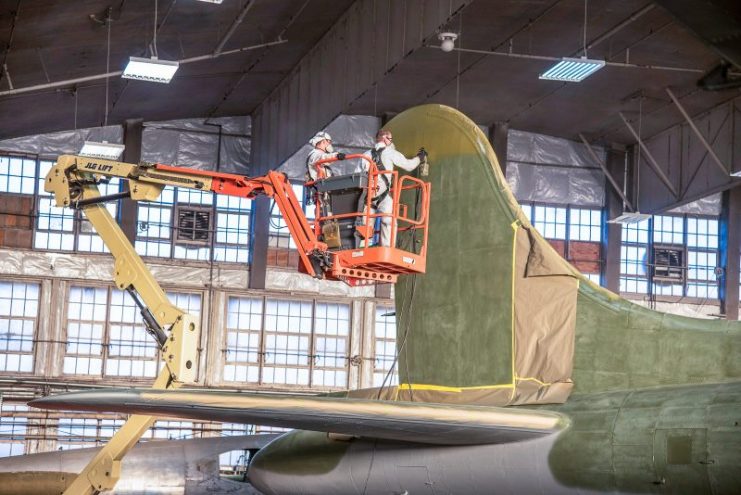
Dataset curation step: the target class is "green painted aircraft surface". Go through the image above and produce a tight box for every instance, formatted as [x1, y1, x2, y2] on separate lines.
[28, 104, 741, 494]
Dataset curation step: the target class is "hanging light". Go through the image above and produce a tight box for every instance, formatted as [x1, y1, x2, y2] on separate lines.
[539, 57, 605, 82]
[122, 0, 178, 84]
[540, 0, 604, 82]
[79, 141, 125, 160]
[608, 212, 651, 225]
[122, 57, 179, 83]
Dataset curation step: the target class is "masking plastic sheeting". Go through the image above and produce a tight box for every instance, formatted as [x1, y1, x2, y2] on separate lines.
[351, 105, 741, 408]
[0, 249, 248, 289]
[505, 129, 605, 207]
[141, 116, 251, 174]
[370, 104, 580, 406]
[667, 192, 722, 215]
[0, 125, 122, 157]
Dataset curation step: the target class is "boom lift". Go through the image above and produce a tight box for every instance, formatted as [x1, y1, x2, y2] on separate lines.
[43, 152, 430, 494]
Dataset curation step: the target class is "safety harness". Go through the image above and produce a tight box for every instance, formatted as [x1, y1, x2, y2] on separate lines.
[370, 148, 391, 208]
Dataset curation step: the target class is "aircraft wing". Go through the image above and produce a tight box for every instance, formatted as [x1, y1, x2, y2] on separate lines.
[30, 389, 568, 446]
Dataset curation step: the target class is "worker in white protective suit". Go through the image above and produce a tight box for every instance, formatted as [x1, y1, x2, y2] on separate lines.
[306, 131, 346, 181]
[359, 129, 427, 247]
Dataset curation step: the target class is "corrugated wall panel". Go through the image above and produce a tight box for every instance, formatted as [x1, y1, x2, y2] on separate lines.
[250, 0, 472, 172]
[638, 96, 739, 213]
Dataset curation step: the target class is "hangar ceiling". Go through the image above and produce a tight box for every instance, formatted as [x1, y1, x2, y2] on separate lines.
[1, 0, 740, 150]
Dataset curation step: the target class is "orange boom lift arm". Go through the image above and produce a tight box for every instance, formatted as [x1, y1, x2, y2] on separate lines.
[48, 153, 430, 286]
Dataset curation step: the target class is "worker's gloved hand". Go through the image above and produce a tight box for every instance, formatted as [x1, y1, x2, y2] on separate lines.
[336, 152, 346, 160]
[416, 147, 428, 161]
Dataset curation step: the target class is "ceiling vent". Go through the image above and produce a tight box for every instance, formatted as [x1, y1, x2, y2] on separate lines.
[175, 205, 212, 246]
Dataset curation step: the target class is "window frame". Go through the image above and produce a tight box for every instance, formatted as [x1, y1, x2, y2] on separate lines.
[61, 283, 204, 382]
[222, 291, 353, 390]
[0, 278, 42, 375]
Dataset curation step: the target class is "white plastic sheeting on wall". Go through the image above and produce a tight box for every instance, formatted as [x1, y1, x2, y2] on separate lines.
[141, 116, 251, 174]
[667, 193, 722, 215]
[506, 129, 605, 207]
[0, 125, 122, 157]
[278, 115, 381, 180]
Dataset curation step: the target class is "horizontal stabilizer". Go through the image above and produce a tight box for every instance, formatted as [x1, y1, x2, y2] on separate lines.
[30, 389, 568, 446]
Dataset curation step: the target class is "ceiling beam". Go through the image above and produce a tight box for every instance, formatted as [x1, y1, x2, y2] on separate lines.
[578, 133, 634, 211]
[618, 111, 679, 198]
[665, 86, 729, 176]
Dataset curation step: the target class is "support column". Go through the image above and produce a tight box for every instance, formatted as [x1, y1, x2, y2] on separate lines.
[603, 146, 626, 293]
[720, 186, 740, 320]
[249, 197, 270, 289]
[488, 122, 509, 175]
[120, 119, 143, 243]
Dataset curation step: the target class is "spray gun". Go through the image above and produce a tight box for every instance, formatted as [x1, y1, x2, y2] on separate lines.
[419, 150, 429, 177]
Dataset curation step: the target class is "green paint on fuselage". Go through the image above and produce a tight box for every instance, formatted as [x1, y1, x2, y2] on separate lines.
[249, 430, 349, 476]
[539, 381, 741, 493]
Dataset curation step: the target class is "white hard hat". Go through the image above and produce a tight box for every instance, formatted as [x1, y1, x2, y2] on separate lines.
[309, 131, 332, 147]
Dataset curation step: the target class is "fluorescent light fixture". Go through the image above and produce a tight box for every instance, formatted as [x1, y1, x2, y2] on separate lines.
[79, 141, 125, 160]
[608, 212, 652, 225]
[122, 56, 179, 83]
[731, 169, 741, 177]
[539, 57, 605, 82]
[196, 0, 224, 2]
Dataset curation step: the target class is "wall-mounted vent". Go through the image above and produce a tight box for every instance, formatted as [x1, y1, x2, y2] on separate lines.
[653, 245, 685, 282]
[175, 205, 212, 246]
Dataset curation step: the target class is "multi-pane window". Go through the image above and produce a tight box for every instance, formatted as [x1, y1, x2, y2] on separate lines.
[522, 203, 603, 283]
[150, 420, 195, 440]
[0, 281, 39, 373]
[1, 154, 251, 262]
[64, 286, 107, 375]
[0, 155, 36, 194]
[223, 295, 351, 389]
[214, 195, 251, 263]
[136, 186, 175, 258]
[224, 296, 263, 382]
[0, 403, 28, 457]
[77, 178, 121, 253]
[620, 219, 650, 294]
[63, 286, 201, 379]
[262, 299, 312, 386]
[532, 205, 567, 240]
[687, 217, 719, 299]
[269, 183, 310, 250]
[136, 186, 252, 263]
[312, 303, 350, 387]
[620, 215, 720, 299]
[107, 289, 160, 378]
[569, 208, 601, 242]
[57, 418, 101, 450]
[651, 215, 684, 296]
[57, 417, 124, 450]
[36, 160, 75, 251]
[373, 306, 398, 387]
[34, 159, 121, 252]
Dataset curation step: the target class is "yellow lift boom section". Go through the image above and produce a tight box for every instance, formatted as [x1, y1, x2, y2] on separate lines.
[43, 153, 431, 494]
